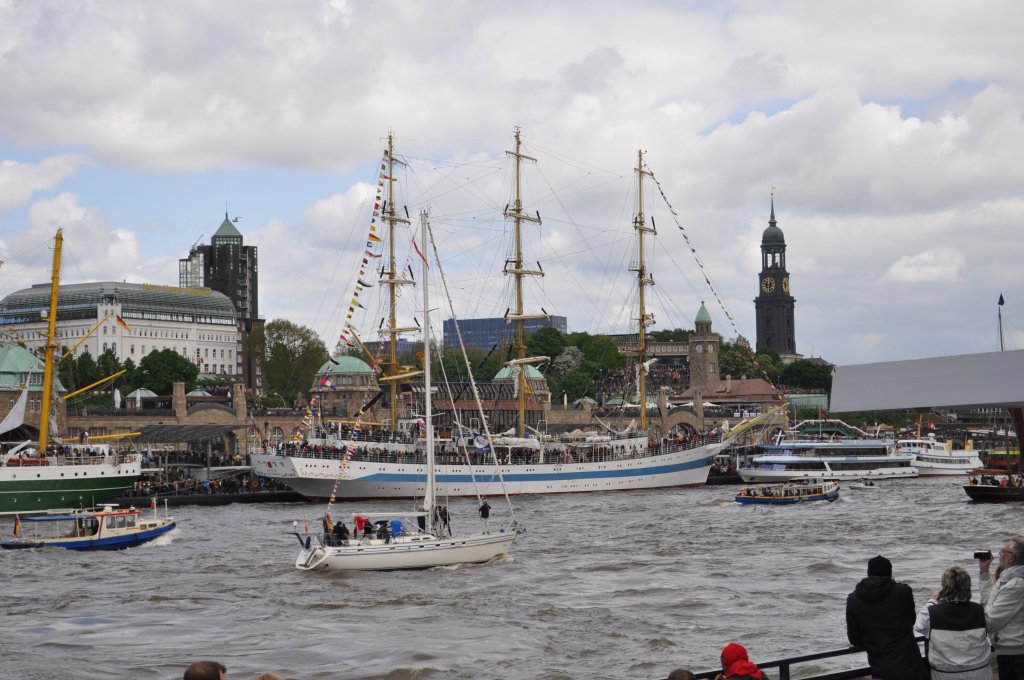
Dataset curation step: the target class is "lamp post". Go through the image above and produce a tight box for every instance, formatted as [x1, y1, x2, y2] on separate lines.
[272, 392, 287, 408]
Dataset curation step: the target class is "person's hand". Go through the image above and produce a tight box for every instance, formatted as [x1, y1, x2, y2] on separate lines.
[980, 554, 994, 574]
[930, 589, 941, 601]
[713, 674, 725, 680]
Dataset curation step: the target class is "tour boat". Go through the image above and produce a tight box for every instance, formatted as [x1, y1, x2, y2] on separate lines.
[292, 210, 522, 571]
[1, 503, 175, 550]
[895, 436, 982, 476]
[738, 439, 917, 482]
[735, 479, 840, 505]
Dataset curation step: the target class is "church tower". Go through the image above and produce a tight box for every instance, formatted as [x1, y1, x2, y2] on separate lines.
[754, 196, 797, 356]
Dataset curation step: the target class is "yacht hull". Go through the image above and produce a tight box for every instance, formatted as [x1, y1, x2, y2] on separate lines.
[296, 531, 518, 571]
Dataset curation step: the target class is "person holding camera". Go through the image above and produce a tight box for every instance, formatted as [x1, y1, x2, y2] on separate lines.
[980, 536, 1024, 680]
[914, 566, 991, 679]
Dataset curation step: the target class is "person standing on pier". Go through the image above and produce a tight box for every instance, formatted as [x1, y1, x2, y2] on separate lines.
[914, 566, 990, 680]
[846, 555, 928, 680]
[980, 536, 1024, 680]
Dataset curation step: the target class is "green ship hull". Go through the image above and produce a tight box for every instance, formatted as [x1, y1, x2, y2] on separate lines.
[0, 474, 139, 514]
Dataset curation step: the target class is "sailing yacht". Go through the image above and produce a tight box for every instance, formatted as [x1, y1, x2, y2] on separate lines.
[293, 212, 522, 571]
[0, 230, 141, 514]
[250, 134, 727, 499]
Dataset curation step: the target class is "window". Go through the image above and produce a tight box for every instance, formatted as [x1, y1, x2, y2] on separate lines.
[130, 345, 135, 354]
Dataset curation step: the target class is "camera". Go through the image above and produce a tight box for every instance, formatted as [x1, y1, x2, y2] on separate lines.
[974, 550, 992, 560]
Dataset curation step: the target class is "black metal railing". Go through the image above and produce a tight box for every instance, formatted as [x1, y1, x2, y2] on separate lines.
[685, 638, 926, 680]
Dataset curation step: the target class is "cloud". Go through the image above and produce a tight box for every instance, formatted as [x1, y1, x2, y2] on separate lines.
[881, 247, 967, 284]
[0, 156, 91, 211]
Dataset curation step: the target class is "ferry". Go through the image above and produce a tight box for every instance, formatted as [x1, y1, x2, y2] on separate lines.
[738, 439, 917, 483]
[896, 436, 982, 476]
[1, 503, 175, 550]
[735, 479, 840, 505]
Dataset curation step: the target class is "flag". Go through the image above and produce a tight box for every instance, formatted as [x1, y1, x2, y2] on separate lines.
[368, 233, 382, 243]
[999, 294, 1005, 306]
[113, 388, 122, 410]
[413, 239, 429, 268]
[115, 315, 132, 332]
[819, 407, 826, 419]
[13, 514, 21, 537]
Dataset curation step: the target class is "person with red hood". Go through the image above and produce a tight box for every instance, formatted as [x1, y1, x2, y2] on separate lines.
[714, 642, 769, 680]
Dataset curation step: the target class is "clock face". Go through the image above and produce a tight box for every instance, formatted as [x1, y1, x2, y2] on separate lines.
[761, 277, 776, 293]
[782, 276, 789, 293]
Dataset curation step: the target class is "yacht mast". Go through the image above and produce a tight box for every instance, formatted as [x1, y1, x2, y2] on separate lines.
[631, 151, 655, 432]
[379, 132, 415, 430]
[503, 129, 544, 437]
[420, 211, 436, 521]
[38, 229, 63, 451]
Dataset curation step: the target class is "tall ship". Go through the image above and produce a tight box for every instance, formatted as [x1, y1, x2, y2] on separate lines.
[250, 133, 726, 500]
[0, 231, 141, 514]
[738, 439, 917, 483]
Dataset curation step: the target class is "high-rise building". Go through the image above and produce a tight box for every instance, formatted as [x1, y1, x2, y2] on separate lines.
[754, 197, 799, 358]
[180, 213, 264, 393]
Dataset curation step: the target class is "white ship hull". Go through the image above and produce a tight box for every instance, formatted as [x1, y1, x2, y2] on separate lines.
[252, 442, 723, 500]
[739, 466, 919, 483]
[913, 457, 983, 476]
[296, 530, 517, 571]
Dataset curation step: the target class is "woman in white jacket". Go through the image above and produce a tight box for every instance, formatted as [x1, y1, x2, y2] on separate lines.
[915, 566, 991, 680]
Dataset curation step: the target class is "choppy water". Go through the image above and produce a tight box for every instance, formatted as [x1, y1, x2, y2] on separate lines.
[0, 478, 1012, 680]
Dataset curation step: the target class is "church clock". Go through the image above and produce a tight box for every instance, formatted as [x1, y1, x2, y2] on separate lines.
[761, 277, 775, 293]
[754, 196, 796, 356]
[782, 276, 789, 293]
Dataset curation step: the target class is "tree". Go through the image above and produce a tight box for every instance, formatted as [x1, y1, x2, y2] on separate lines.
[781, 360, 833, 392]
[137, 349, 200, 395]
[251, 320, 329, 404]
[526, 327, 566, 361]
[718, 340, 758, 379]
[550, 346, 584, 376]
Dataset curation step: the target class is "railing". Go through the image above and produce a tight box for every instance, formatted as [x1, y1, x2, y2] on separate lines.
[685, 639, 926, 680]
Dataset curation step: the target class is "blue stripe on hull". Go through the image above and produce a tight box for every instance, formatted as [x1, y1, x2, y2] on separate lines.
[359, 457, 710, 484]
[47, 523, 175, 551]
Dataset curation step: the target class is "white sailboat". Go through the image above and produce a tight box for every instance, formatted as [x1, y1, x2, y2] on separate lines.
[293, 212, 523, 571]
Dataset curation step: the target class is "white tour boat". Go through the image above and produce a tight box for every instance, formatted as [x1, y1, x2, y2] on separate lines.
[896, 436, 982, 476]
[739, 439, 917, 483]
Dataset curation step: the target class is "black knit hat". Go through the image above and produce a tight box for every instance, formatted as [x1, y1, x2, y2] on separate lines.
[868, 555, 892, 577]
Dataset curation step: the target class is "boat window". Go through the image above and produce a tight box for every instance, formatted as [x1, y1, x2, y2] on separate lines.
[126, 516, 136, 528]
[116, 516, 127, 529]
[106, 516, 116, 529]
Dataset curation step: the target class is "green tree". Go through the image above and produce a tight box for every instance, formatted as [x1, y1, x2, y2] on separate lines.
[75, 350, 100, 391]
[718, 340, 758, 379]
[649, 328, 691, 342]
[251, 319, 329, 404]
[526, 327, 566, 361]
[96, 348, 123, 382]
[576, 335, 623, 372]
[556, 367, 594, 402]
[781, 360, 833, 392]
[550, 346, 584, 376]
[137, 349, 200, 395]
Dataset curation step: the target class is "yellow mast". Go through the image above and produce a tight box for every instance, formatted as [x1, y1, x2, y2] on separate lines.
[632, 151, 655, 432]
[38, 229, 63, 451]
[503, 129, 544, 437]
[379, 132, 416, 430]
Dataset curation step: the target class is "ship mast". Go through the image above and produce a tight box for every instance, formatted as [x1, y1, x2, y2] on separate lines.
[503, 129, 545, 437]
[38, 229, 63, 451]
[378, 132, 416, 430]
[631, 151, 656, 432]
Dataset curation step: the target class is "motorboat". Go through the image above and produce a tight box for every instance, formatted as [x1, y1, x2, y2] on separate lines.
[735, 479, 840, 505]
[1, 503, 175, 550]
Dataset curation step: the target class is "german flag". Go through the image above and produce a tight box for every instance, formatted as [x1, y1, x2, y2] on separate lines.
[115, 315, 132, 332]
[13, 514, 21, 537]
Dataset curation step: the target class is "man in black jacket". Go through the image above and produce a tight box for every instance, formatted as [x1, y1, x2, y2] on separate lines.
[846, 555, 928, 680]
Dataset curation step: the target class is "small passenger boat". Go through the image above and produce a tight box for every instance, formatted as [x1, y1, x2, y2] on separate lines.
[735, 479, 840, 505]
[1, 503, 175, 550]
[847, 478, 879, 490]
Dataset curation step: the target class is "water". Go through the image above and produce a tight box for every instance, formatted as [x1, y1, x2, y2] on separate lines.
[0, 478, 1011, 679]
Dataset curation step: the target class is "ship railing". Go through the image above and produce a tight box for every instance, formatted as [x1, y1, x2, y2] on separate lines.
[685, 638, 926, 680]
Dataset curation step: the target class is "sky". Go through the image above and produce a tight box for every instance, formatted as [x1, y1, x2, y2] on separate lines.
[0, 0, 1022, 368]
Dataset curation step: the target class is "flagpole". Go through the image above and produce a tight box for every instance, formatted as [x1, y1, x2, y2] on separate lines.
[998, 294, 1005, 352]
